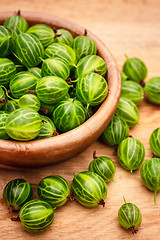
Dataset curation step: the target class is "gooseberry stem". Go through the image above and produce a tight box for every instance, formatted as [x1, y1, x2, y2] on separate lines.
[11, 215, 20, 222]
[124, 53, 128, 59]
[84, 29, 87, 36]
[128, 226, 138, 234]
[98, 199, 105, 207]
[52, 129, 59, 136]
[93, 151, 98, 159]
[0, 85, 14, 101]
[40, 107, 48, 114]
[154, 191, 157, 205]
[123, 196, 127, 204]
[67, 195, 76, 201]
[54, 33, 62, 39]
[27, 89, 36, 94]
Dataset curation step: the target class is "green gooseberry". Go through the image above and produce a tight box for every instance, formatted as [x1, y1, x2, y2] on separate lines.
[4, 100, 19, 112]
[5, 107, 42, 141]
[149, 128, 160, 157]
[117, 137, 145, 172]
[89, 151, 116, 182]
[27, 24, 54, 47]
[120, 71, 128, 82]
[115, 97, 140, 127]
[37, 175, 70, 208]
[19, 199, 54, 233]
[44, 42, 77, 68]
[17, 94, 41, 111]
[144, 77, 160, 105]
[35, 115, 57, 140]
[75, 55, 107, 78]
[53, 98, 85, 132]
[41, 57, 70, 79]
[71, 171, 107, 208]
[9, 71, 38, 98]
[0, 58, 16, 86]
[0, 26, 15, 57]
[54, 29, 74, 46]
[101, 114, 129, 146]
[76, 72, 108, 107]
[14, 32, 44, 68]
[4, 14, 29, 35]
[123, 57, 147, 83]
[141, 158, 160, 204]
[118, 197, 142, 234]
[0, 111, 10, 139]
[73, 36, 97, 61]
[3, 178, 33, 211]
[121, 81, 144, 105]
[29, 67, 42, 79]
[36, 76, 70, 104]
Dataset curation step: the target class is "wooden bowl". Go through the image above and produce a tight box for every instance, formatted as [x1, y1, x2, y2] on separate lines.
[0, 11, 121, 169]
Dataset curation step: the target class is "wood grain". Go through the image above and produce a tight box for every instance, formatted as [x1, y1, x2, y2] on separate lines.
[0, 0, 160, 239]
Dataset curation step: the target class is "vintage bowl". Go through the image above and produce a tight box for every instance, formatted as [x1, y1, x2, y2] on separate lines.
[0, 11, 121, 169]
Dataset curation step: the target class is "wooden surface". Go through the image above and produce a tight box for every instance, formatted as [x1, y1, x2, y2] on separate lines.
[0, 0, 160, 239]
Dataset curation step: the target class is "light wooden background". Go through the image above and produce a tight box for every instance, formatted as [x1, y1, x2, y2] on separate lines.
[0, 0, 160, 239]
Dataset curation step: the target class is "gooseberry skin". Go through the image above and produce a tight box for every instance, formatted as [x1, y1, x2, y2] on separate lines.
[0, 58, 16, 86]
[54, 29, 74, 46]
[4, 100, 19, 112]
[52, 98, 86, 132]
[27, 24, 54, 47]
[118, 200, 142, 234]
[121, 81, 144, 105]
[5, 107, 42, 141]
[35, 115, 56, 140]
[18, 94, 41, 111]
[44, 42, 77, 67]
[149, 128, 160, 157]
[117, 137, 145, 172]
[3, 178, 33, 211]
[123, 57, 147, 83]
[41, 57, 70, 79]
[144, 77, 160, 105]
[14, 33, 44, 68]
[36, 76, 70, 104]
[101, 114, 129, 146]
[75, 55, 107, 78]
[9, 71, 38, 99]
[71, 171, 107, 208]
[73, 36, 97, 61]
[115, 97, 140, 127]
[19, 199, 54, 233]
[4, 15, 29, 35]
[0, 111, 10, 140]
[120, 71, 128, 82]
[89, 156, 116, 182]
[37, 175, 70, 208]
[140, 158, 160, 204]
[0, 26, 15, 57]
[76, 72, 108, 107]
[29, 67, 42, 79]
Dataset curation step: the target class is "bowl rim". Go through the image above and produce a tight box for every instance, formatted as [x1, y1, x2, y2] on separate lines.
[0, 11, 121, 168]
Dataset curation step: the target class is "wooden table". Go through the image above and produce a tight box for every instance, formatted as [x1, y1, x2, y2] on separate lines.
[0, 0, 160, 239]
